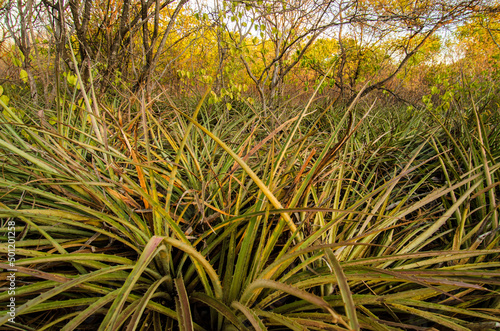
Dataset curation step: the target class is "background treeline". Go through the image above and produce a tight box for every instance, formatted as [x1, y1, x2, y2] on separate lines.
[1, 0, 499, 111]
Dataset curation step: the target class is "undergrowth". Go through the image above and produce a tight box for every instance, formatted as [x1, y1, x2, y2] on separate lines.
[0, 79, 499, 330]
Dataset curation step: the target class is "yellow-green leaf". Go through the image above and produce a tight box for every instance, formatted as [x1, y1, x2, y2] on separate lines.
[12, 56, 22, 67]
[20, 69, 28, 83]
[0, 95, 9, 106]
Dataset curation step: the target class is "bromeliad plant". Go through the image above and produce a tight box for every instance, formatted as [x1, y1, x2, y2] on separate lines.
[0, 73, 499, 330]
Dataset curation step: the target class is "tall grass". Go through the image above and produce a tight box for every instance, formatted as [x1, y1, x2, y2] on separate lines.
[0, 80, 499, 330]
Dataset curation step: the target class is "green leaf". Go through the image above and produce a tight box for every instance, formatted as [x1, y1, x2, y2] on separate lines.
[12, 55, 22, 67]
[67, 74, 78, 86]
[163, 237, 222, 299]
[20, 69, 28, 83]
[0, 265, 132, 326]
[175, 277, 194, 331]
[241, 279, 345, 325]
[100, 236, 165, 330]
[325, 249, 359, 330]
[0, 95, 9, 106]
[231, 301, 267, 331]
[126, 276, 172, 331]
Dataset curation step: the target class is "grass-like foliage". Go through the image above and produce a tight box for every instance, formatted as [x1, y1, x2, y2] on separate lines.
[0, 82, 499, 330]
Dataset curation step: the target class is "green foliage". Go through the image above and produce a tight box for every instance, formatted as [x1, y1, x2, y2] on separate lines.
[9, 46, 24, 68]
[63, 72, 80, 90]
[0, 80, 499, 329]
[19, 70, 28, 84]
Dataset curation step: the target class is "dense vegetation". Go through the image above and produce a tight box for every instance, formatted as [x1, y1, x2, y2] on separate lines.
[1, 0, 500, 330]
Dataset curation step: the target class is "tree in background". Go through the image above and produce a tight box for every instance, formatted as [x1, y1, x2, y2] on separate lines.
[3, 0, 39, 101]
[200, 0, 497, 113]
